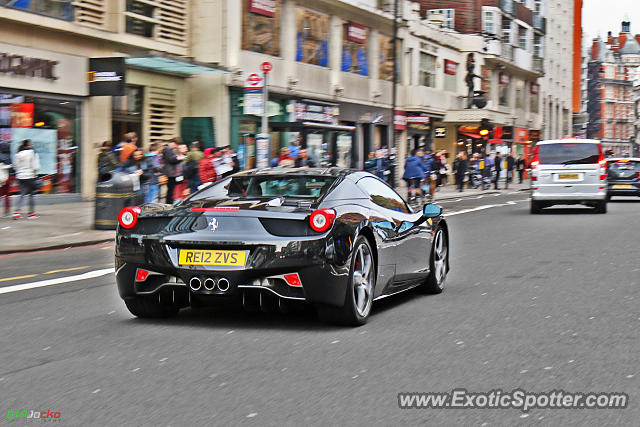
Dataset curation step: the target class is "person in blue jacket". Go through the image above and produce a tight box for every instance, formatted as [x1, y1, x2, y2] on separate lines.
[403, 149, 426, 202]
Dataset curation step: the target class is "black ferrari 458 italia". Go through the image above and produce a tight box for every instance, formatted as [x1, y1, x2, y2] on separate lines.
[115, 168, 450, 325]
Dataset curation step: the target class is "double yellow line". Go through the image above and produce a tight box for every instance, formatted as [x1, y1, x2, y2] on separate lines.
[0, 266, 91, 283]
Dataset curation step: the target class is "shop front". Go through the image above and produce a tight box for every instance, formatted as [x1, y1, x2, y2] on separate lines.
[0, 42, 87, 195]
[405, 113, 438, 153]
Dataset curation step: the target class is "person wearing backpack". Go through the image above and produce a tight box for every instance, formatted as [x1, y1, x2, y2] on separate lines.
[183, 141, 204, 195]
[12, 139, 40, 219]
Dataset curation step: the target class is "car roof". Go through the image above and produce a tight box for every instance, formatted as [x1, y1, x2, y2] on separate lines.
[233, 167, 355, 177]
[536, 139, 601, 145]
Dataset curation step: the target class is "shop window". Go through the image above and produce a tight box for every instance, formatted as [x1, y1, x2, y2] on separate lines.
[342, 23, 368, 76]
[112, 85, 143, 145]
[419, 52, 436, 88]
[1, 0, 73, 21]
[0, 93, 80, 193]
[242, 0, 281, 57]
[295, 7, 328, 67]
[125, 0, 187, 45]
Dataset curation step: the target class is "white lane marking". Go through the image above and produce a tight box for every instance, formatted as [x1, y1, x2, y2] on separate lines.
[447, 203, 509, 216]
[0, 268, 114, 295]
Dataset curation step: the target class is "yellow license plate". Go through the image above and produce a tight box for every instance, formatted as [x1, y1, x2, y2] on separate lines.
[559, 174, 579, 179]
[612, 184, 633, 189]
[178, 250, 247, 266]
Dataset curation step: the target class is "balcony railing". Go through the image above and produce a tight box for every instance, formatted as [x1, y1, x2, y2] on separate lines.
[501, 0, 514, 15]
[501, 44, 514, 62]
[533, 14, 546, 32]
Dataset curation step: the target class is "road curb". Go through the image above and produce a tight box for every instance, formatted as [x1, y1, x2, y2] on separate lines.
[0, 239, 114, 255]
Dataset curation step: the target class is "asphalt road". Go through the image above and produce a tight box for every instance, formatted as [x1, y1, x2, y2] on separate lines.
[1, 191, 639, 426]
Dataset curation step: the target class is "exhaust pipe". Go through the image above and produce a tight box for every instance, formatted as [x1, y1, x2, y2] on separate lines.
[203, 277, 216, 291]
[189, 277, 202, 291]
[217, 277, 230, 292]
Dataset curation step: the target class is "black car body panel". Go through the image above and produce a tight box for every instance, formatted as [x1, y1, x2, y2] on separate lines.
[115, 168, 448, 310]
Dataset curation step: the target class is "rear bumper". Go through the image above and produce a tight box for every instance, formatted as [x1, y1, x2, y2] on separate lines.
[115, 235, 351, 307]
[531, 186, 606, 201]
[607, 183, 640, 196]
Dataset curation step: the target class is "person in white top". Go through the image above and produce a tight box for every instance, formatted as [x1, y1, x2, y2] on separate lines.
[12, 139, 40, 219]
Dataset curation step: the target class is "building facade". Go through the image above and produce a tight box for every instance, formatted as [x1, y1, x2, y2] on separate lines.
[586, 21, 640, 156]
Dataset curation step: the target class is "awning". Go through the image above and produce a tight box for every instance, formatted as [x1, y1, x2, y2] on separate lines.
[125, 51, 229, 76]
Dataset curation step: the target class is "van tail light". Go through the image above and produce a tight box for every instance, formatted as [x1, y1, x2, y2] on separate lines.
[118, 206, 141, 229]
[309, 209, 336, 232]
[598, 144, 607, 168]
[530, 146, 539, 169]
[600, 174, 607, 181]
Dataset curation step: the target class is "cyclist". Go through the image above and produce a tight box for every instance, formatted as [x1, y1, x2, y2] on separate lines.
[403, 148, 426, 203]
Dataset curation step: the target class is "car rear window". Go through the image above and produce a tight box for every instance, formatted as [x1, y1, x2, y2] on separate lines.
[608, 160, 640, 173]
[186, 175, 337, 201]
[538, 143, 600, 165]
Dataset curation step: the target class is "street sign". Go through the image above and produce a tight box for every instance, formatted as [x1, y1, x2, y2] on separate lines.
[261, 62, 272, 74]
[244, 72, 264, 89]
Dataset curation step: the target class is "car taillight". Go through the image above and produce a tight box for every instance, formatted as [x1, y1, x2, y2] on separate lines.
[531, 175, 537, 181]
[118, 206, 141, 229]
[283, 273, 302, 287]
[600, 174, 607, 181]
[309, 209, 336, 232]
[530, 146, 539, 169]
[598, 144, 607, 168]
[135, 268, 150, 282]
[637, 171, 640, 179]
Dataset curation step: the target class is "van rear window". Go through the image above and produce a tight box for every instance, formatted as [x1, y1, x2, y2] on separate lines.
[538, 143, 600, 165]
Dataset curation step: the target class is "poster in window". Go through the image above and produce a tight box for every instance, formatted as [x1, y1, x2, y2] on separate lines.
[242, 0, 281, 57]
[10, 128, 57, 175]
[379, 34, 394, 81]
[342, 23, 368, 76]
[295, 7, 329, 67]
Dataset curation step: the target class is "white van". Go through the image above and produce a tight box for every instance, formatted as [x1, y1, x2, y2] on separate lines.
[530, 139, 607, 214]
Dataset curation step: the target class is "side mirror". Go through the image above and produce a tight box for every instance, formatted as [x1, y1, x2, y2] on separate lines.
[422, 203, 442, 218]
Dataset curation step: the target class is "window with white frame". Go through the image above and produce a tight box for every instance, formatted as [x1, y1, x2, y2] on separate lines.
[427, 9, 455, 30]
[518, 26, 528, 51]
[502, 16, 512, 44]
[419, 52, 437, 88]
[483, 10, 495, 35]
[533, 34, 543, 57]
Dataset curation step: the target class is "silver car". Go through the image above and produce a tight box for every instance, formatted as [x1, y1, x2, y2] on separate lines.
[530, 139, 607, 214]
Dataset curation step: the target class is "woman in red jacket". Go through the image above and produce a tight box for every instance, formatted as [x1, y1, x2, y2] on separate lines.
[199, 147, 218, 184]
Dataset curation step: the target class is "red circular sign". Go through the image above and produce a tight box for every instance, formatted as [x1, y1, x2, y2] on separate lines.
[261, 62, 272, 73]
[247, 73, 261, 85]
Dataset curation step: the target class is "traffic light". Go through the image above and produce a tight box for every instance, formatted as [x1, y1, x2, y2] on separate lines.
[479, 118, 493, 141]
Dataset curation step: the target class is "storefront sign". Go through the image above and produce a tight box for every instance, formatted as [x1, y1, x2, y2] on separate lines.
[529, 129, 541, 141]
[458, 125, 479, 133]
[244, 72, 264, 90]
[407, 115, 430, 124]
[249, 0, 276, 18]
[394, 110, 406, 131]
[444, 60, 458, 75]
[10, 103, 34, 128]
[514, 128, 529, 144]
[88, 57, 125, 96]
[499, 72, 510, 85]
[346, 23, 367, 44]
[501, 126, 514, 140]
[295, 102, 336, 123]
[0, 53, 58, 80]
[434, 127, 447, 138]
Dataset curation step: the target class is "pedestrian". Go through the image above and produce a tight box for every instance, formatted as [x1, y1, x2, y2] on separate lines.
[0, 139, 13, 217]
[422, 150, 437, 199]
[199, 147, 218, 185]
[505, 152, 515, 189]
[162, 138, 184, 204]
[183, 141, 204, 195]
[277, 147, 295, 167]
[364, 151, 376, 174]
[494, 152, 502, 190]
[295, 149, 315, 168]
[143, 142, 163, 203]
[402, 149, 426, 202]
[374, 149, 390, 181]
[123, 148, 147, 203]
[12, 139, 40, 219]
[97, 140, 120, 179]
[118, 132, 139, 164]
[453, 151, 468, 192]
[516, 154, 526, 183]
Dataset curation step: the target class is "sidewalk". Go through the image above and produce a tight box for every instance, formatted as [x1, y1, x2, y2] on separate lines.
[0, 202, 114, 254]
[0, 180, 531, 254]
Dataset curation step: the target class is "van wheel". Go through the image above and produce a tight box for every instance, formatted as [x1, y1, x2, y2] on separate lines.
[530, 200, 542, 214]
[594, 201, 607, 214]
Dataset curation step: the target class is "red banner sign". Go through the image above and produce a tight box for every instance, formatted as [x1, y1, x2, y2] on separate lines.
[248, 0, 276, 18]
[407, 115, 430, 124]
[10, 103, 34, 128]
[444, 60, 458, 75]
[346, 22, 367, 44]
[514, 128, 530, 144]
[394, 110, 406, 130]
[499, 72, 510, 85]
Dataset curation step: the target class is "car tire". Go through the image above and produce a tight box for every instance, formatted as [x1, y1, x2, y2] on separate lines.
[594, 200, 607, 214]
[418, 226, 448, 294]
[124, 295, 179, 318]
[530, 200, 542, 214]
[317, 236, 375, 326]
